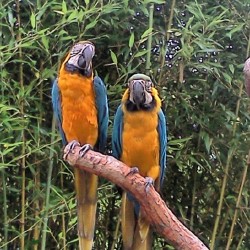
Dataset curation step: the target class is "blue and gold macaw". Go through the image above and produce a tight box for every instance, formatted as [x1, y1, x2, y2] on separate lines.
[112, 73, 167, 250]
[52, 41, 108, 250]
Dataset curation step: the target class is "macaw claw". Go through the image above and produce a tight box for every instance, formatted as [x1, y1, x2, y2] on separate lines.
[126, 167, 139, 177]
[79, 144, 92, 158]
[63, 140, 80, 160]
[145, 177, 154, 193]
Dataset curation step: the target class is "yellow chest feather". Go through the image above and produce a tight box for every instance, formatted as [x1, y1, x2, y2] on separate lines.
[121, 107, 160, 178]
[58, 69, 98, 145]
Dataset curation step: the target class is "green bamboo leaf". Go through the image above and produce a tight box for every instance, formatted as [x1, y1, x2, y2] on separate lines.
[144, 0, 165, 3]
[203, 132, 212, 153]
[110, 50, 118, 64]
[42, 36, 49, 50]
[129, 32, 134, 49]
[141, 28, 153, 39]
[30, 12, 36, 29]
[67, 10, 78, 21]
[222, 72, 232, 84]
[134, 50, 148, 58]
[85, 20, 97, 31]
[229, 64, 234, 74]
[226, 23, 244, 39]
[62, 1, 67, 14]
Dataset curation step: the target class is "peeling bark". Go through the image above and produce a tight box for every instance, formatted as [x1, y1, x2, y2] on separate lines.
[244, 57, 250, 97]
[64, 146, 209, 250]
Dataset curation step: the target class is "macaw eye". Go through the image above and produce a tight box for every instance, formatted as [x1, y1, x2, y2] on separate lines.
[145, 80, 153, 92]
[78, 55, 86, 68]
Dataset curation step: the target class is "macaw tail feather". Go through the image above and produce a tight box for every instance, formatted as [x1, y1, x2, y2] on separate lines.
[133, 213, 152, 250]
[121, 192, 135, 250]
[74, 168, 98, 250]
[121, 192, 153, 250]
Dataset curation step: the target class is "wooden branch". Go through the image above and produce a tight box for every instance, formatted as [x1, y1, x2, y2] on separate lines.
[64, 146, 209, 250]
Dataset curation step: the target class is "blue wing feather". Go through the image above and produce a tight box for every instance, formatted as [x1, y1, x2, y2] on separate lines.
[157, 109, 167, 188]
[112, 106, 141, 213]
[93, 76, 109, 153]
[111, 104, 123, 160]
[52, 79, 67, 145]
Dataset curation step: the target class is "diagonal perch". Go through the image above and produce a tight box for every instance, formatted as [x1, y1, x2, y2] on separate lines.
[64, 145, 209, 250]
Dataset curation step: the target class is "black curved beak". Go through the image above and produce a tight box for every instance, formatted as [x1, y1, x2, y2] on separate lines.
[132, 81, 145, 109]
[78, 43, 95, 73]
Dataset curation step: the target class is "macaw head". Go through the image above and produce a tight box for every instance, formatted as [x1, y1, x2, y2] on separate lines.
[127, 73, 154, 110]
[65, 41, 95, 77]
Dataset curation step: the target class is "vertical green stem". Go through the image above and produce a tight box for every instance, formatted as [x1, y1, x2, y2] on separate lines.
[146, 3, 154, 75]
[158, 0, 176, 84]
[2, 167, 8, 250]
[16, 1, 26, 249]
[236, 224, 248, 250]
[225, 32, 250, 249]
[190, 167, 197, 230]
[110, 210, 121, 250]
[225, 148, 248, 249]
[210, 65, 245, 250]
[60, 163, 66, 249]
[41, 115, 56, 250]
[33, 82, 43, 250]
[0, 3, 7, 248]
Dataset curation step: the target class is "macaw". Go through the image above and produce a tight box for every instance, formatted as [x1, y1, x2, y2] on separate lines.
[52, 41, 108, 250]
[112, 73, 167, 250]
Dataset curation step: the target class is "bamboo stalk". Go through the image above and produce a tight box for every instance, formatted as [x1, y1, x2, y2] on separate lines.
[33, 170, 41, 250]
[225, 147, 248, 249]
[110, 209, 121, 250]
[145, 3, 154, 76]
[190, 167, 197, 231]
[33, 58, 44, 249]
[210, 58, 245, 250]
[236, 224, 248, 250]
[0, 5, 7, 247]
[60, 162, 66, 249]
[41, 115, 56, 250]
[158, 0, 176, 85]
[217, 208, 230, 240]
[2, 167, 8, 250]
[16, 1, 26, 249]
[225, 33, 250, 249]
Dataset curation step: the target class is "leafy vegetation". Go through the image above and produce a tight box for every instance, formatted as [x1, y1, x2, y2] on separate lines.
[0, 0, 249, 249]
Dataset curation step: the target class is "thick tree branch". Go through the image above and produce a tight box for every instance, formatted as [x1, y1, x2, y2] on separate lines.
[64, 146, 209, 250]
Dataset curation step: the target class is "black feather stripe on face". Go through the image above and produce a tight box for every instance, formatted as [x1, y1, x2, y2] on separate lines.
[125, 98, 156, 112]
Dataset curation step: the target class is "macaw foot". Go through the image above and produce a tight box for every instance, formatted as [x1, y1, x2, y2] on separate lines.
[126, 167, 139, 177]
[64, 140, 80, 160]
[79, 144, 92, 158]
[145, 177, 154, 193]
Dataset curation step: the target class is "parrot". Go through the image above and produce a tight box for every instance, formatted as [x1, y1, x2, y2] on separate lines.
[52, 41, 109, 250]
[112, 73, 167, 250]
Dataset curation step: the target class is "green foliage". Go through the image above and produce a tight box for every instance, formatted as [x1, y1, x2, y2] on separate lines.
[0, 0, 249, 249]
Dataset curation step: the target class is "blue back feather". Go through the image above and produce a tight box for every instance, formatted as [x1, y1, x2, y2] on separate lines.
[157, 109, 168, 188]
[52, 79, 67, 145]
[93, 76, 109, 153]
[111, 104, 123, 159]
